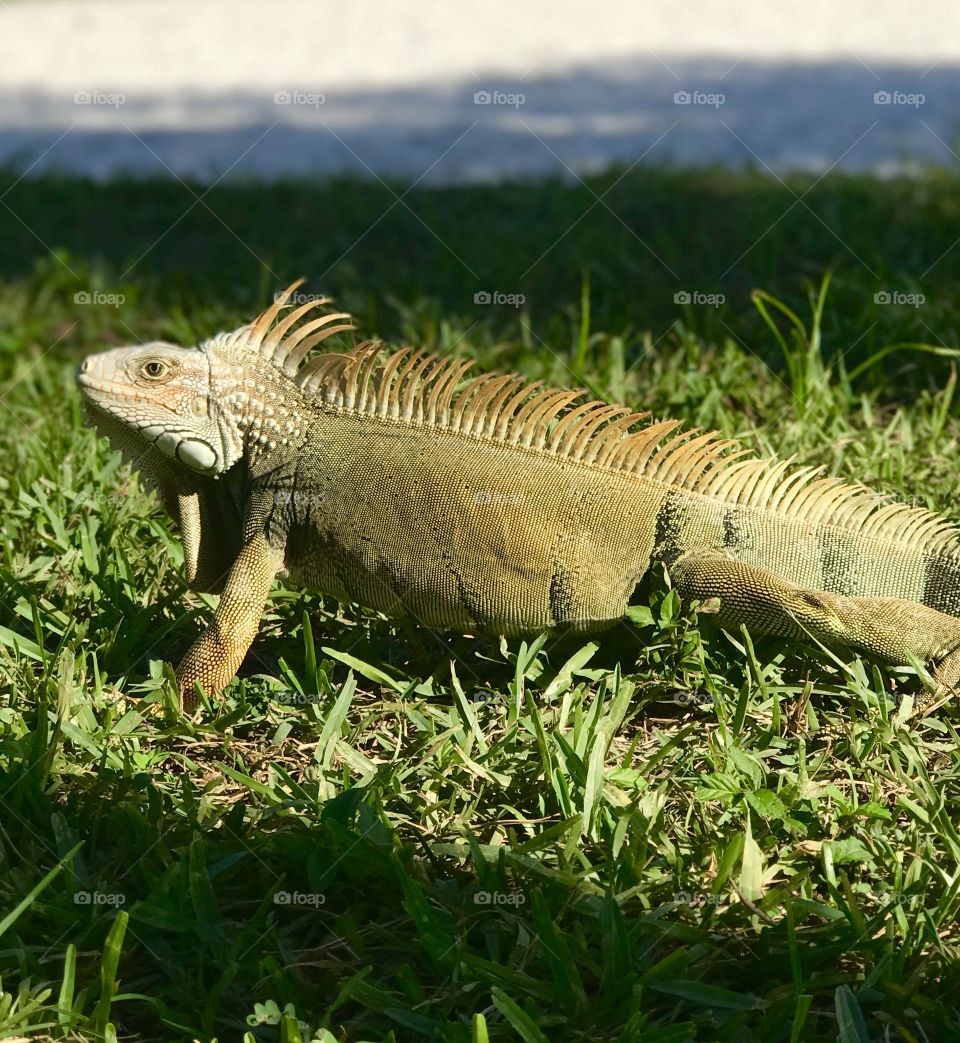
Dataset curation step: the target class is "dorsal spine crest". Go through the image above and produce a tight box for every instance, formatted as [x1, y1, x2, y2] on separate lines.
[199, 279, 960, 559]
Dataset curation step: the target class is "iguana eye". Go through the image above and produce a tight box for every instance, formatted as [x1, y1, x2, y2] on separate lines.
[141, 360, 168, 380]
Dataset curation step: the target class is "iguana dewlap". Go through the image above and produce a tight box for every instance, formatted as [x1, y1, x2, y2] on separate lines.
[76, 281, 960, 710]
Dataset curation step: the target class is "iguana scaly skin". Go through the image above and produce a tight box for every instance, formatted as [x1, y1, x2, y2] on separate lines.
[77, 281, 960, 711]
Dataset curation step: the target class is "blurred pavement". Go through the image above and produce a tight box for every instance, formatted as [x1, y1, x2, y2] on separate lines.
[2, 0, 959, 182]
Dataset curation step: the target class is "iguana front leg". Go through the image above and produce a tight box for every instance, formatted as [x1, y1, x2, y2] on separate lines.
[669, 549, 960, 689]
[175, 533, 284, 712]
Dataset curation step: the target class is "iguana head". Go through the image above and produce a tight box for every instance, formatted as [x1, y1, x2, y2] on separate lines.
[77, 340, 246, 476]
[77, 281, 354, 479]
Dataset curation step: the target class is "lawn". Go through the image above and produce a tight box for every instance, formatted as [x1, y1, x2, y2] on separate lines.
[2, 165, 960, 1041]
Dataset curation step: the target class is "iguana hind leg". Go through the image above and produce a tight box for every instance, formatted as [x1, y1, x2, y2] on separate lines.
[175, 533, 283, 712]
[669, 549, 960, 688]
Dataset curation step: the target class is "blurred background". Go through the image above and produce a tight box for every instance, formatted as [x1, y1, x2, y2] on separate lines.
[1, 0, 958, 353]
[3, 0, 959, 181]
[0, 0, 957, 367]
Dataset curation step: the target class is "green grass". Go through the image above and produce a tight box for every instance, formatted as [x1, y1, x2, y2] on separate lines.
[3, 166, 960, 1040]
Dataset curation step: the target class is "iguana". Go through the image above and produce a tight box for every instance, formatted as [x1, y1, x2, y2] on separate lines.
[77, 281, 960, 711]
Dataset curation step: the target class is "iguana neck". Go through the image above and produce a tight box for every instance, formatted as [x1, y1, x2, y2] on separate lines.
[208, 352, 312, 472]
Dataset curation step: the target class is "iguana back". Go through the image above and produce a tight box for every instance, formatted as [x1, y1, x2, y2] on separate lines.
[76, 282, 960, 709]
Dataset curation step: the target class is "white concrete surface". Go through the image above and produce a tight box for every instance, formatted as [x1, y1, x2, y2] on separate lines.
[2, 0, 959, 182]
